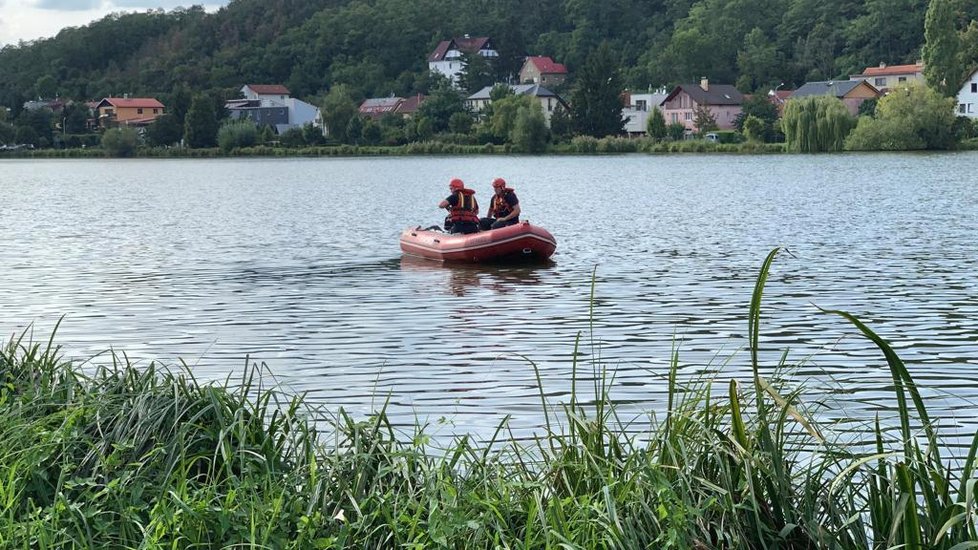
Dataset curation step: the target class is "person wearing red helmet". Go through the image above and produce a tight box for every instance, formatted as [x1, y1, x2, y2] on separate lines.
[479, 177, 520, 230]
[438, 178, 480, 234]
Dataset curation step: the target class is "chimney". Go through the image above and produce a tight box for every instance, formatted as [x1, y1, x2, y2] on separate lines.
[879, 62, 886, 68]
[700, 77, 709, 91]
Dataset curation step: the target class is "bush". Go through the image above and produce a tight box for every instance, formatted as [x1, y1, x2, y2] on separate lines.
[217, 119, 258, 152]
[100, 127, 140, 157]
[845, 83, 957, 151]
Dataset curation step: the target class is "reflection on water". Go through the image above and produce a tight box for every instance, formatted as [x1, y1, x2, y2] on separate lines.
[399, 255, 553, 296]
[2, 154, 977, 448]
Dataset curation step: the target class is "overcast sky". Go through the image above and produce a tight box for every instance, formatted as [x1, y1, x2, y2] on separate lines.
[0, 0, 230, 46]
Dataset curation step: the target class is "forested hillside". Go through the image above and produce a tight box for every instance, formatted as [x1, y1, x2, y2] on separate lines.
[0, 0, 974, 109]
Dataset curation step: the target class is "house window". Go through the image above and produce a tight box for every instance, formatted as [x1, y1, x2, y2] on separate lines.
[969, 104, 974, 113]
[636, 100, 647, 111]
[137, 108, 143, 114]
[898, 76, 907, 83]
[671, 113, 678, 123]
[153, 109, 159, 114]
[972, 83, 977, 93]
[960, 104, 967, 113]
[684, 112, 692, 121]
[874, 77, 886, 87]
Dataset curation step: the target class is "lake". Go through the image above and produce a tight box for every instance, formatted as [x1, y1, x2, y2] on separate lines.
[2, 153, 977, 446]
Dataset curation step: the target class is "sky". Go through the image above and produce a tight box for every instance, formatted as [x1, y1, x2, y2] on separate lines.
[0, 0, 230, 46]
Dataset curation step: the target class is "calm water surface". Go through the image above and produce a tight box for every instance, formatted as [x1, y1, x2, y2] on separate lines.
[2, 154, 977, 445]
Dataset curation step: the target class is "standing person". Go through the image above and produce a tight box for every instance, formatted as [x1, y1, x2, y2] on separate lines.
[480, 177, 521, 230]
[439, 178, 480, 234]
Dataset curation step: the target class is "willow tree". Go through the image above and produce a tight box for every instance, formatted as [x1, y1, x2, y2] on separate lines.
[782, 96, 855, 153]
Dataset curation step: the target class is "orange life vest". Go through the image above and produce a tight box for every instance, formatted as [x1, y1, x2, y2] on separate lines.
[449, 190, 480, 224]
[490, 189, 517, 218]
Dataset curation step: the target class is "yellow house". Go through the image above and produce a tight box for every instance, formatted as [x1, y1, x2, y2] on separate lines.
[95, 97, 165, 128]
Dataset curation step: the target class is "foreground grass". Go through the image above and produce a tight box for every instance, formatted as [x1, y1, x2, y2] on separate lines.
[2, 249, 976, 548]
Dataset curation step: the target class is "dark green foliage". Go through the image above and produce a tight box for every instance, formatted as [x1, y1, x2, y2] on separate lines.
[571, 43, 625, 137]
[448, 111, 473, 134]
[320, 84, 357, 144]
[457, 52, 495, 96]
[511, 103, 549, 152]
[742, 114, 766, 141]
[734, 94, 781, 141]
[692, 104, 718, 135]
[0, 0, 954, 116]
[144, 113, 183, 147]
[647, 106, 667, 140]
[100, 127, 140, 157]
[667, 122, 687, 141]
[217, 118, 259, 151]
[845, 82, 957, 150]
[549, 104, 573, 142]
[857, 96, 878, 117]
[416, 81, 466, 134]
[184, 94, 218, 148]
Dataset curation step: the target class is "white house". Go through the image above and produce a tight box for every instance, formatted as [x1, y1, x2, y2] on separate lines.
[428, 36, 499, 86]
[466, 84, 568, 126]
[956, 68, 978, 119]
[226, 84, 324, 135]
[622, 88, 669, 135]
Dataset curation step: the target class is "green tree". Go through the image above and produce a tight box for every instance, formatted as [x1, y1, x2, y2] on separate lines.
[549, 104, 573, 142]
[511, 103, 549, 152]
[667, 122, 687, 141]
[62, 103, 90, 134]
[693, 105, 718, 135]
[217, 118, 258, 152]
[923, 0, 962, 96]
[144, 113, 183, 147]
[321, 85, 358, 144]
[458, 52, 495, 95]
[845, 82, 957, 150]
[571, 42, 626, 137]
[361, 118, 382, 145]
[736, 28, 782, 92]
[345, 116, 364, 145]
[184, 94, 218, 148]
[34, 75, 57, 99]
[101, 127, 140, 157]
[647, 107, 667, 140]
[417, 82, 466, 133]
[742, 114, 766, 142]
[449, 112, 474, 134]
[0, 121, 14, 144]
[782, 96, 855, 152]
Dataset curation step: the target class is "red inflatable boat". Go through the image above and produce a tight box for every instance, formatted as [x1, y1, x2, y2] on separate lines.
[399, 221, 557, 262]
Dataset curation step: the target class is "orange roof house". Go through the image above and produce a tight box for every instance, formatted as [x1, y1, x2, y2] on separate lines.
[850, 62, 924, 92]
[95, 97, 165, 128]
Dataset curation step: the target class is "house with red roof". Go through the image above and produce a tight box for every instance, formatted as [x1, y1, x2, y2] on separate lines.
[849, 62, 924, 93]
[428, 35, 498, 86]
[94, 97, 165, 128]
[519, 56, 568, 88]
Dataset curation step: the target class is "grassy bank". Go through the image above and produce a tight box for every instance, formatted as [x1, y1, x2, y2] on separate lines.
[2, 249, 975, 548]
[1, 138, 786, 159]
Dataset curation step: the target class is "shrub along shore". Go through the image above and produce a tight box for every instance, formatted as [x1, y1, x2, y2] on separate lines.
[2, 137, 788, 159]
[2, 249, 976, 548]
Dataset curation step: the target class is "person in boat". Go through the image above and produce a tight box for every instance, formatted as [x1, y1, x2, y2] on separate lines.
[439, 178, 480, 234]
[479, 177, 521, 230]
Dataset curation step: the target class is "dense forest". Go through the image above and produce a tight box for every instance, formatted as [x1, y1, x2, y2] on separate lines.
[3, 0, 973, 110]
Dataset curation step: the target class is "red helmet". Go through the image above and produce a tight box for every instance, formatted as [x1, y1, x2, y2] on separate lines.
[449, 178, 464, 191]
[492, 177, 507, 189]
